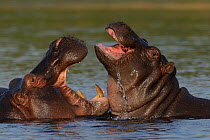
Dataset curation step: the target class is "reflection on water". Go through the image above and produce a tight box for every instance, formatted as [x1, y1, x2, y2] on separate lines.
[0, 1, 210, 139]
[1, 118, 210, 139]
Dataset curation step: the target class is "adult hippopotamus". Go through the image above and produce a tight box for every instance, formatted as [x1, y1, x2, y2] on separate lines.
[0, 37, 109, 121]
[95, 21, 210, 120]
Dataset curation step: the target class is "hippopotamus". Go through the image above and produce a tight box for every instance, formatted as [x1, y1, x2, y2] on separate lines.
[95, 21, 210, 120]
[0, 37, 109, 121]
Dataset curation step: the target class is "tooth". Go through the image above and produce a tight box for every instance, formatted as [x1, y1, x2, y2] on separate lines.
[92, 84, 104, 100]
[77, 89, 86, 99]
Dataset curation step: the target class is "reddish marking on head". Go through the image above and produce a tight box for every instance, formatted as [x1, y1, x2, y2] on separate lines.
[56, 38, 62, 47]
[106, 28, 119, 42]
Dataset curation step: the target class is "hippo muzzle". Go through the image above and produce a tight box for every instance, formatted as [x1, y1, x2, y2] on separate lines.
[31, 37, 88, 87]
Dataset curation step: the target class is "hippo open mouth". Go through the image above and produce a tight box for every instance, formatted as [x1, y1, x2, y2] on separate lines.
[96, 27, 134, 60]
[31, 37, 88, 87]
[52, 64, 72, 87]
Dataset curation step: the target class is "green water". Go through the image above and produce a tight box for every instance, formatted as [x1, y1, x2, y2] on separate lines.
[0, 1, 209, 139]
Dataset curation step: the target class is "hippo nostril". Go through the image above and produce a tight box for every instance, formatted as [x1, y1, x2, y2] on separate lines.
[31, 78, 35, 83]
[124, 48, 128, 53]
[153, 52, 158, 56]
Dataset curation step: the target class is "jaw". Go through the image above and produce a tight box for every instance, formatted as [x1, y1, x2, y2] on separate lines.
[31, 36, 88, 87]
[95, 43, 134, 60]
[95, 27, 135, 64]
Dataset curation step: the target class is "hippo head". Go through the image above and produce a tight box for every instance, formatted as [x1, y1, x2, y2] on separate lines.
[95, 22, 178, 119]
[95, 22, 176, 89]
[0, 36, 108, 121]
[31, 37, 88, 87]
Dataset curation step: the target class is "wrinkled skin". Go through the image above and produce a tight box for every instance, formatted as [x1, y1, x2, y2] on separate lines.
[0, 37, 109, 121]
[95, 21, 210, 120]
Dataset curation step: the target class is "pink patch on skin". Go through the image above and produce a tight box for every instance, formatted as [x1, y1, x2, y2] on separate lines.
[56, 38, 62, 47]
[106, 28, 119, 42]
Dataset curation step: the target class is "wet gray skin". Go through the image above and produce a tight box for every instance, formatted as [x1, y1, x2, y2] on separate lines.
[0, 37, 109, 121]
[95, 22, 210, 120]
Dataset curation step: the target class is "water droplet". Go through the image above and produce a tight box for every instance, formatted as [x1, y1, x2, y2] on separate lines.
[116, 64, 130, 118]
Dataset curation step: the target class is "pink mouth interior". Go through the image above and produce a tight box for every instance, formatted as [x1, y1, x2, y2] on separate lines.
[96, 28, 133, 59]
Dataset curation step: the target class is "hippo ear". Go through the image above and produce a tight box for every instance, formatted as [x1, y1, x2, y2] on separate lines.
[161, 62, 174, 75]
[12, 92, 28, 106]
[10, 92, 35, 119]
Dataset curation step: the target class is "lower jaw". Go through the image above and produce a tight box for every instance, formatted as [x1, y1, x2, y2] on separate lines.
[96, 45, 124, 60]
[104, 52, 123, 60]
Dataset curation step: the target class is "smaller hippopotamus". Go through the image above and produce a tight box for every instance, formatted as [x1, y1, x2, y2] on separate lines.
[0, 37, 109, 121]
[95, 21, 210, 120]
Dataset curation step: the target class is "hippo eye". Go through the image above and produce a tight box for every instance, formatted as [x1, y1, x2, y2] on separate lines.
[146, 47, 160, 60]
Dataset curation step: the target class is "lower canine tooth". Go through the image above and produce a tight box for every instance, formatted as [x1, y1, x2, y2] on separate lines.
[77, 90, 86, 99]
[92, 84, 104, 100]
